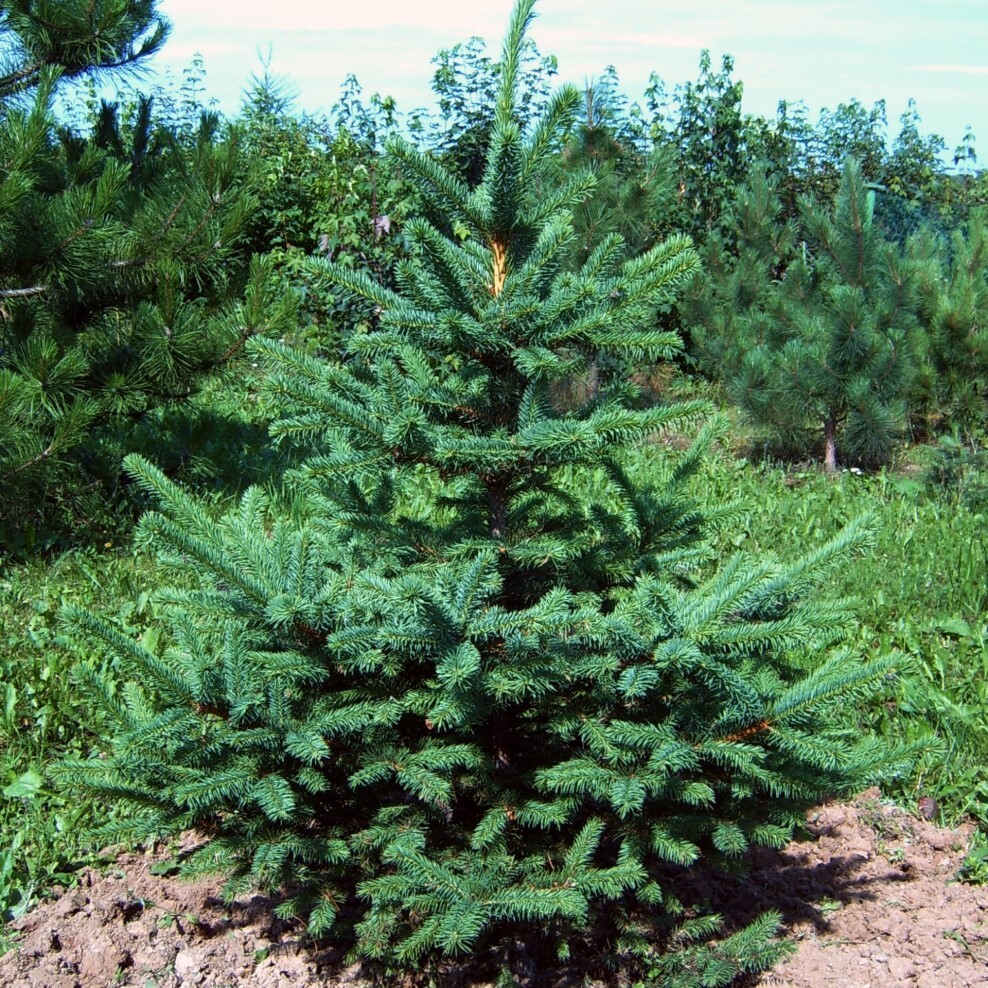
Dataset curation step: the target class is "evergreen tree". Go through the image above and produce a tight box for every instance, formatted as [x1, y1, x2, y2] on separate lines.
[559, 74, 676, 268]
[60, 3, 913, 981]
[0, 4, 294, 540]
[681, 164, 798, 384]
[908, 209, 988, 436]
[729, 159, 920, 470]
[0, 0, 168, 100]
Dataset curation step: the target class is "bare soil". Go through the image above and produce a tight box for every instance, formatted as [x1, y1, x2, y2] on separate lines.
[2, 789, 986, 987]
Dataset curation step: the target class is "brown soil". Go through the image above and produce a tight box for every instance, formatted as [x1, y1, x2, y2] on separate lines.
[2, 789, 986, 987]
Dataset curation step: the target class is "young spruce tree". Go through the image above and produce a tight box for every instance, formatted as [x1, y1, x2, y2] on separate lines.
[62, 3, 912, 982]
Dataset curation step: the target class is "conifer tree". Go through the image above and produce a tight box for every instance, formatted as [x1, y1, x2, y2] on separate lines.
[556, 74, 676, 268]
[681, 164, 797, 383]
[0, 4, 293, 538]
[908, 209, 988, 436]
[0, 0, 168, 100]
[722, 159, 919, 470]
[60, 4, 913, 982]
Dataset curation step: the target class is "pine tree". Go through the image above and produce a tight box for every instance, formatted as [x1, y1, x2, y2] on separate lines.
[557, 73, 676, 269]
[727, 159, 920, 470]
[681, 163, 798, 384]
[0, 0, 168, 100]
[0, 3, 294, 540]
[548, 74, 678, 403]
[909, 209, 988, 436]
[60, 3, 914, 982]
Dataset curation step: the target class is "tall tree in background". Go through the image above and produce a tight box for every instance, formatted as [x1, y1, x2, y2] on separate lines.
[732, 160, 920, 470]
[909, 209, 988, 436]
[658, 52, 752, 243]
[62, 3, 911, 982]
[429, 31, 558, 186]
[559, 73, 676, 266]
[681, 164, 798, 383]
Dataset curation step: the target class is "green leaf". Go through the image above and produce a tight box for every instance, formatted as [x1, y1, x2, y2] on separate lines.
[149, 858, 182, 877]
[3, 769, 43, 800]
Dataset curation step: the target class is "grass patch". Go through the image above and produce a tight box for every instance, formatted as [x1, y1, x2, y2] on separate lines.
[0, 546, 159, 923]
[0, 362, 278, 926]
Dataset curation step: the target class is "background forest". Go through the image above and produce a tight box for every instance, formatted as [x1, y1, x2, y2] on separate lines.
[1, 0, 987, 984]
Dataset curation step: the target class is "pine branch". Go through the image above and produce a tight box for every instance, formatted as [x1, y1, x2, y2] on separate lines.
[0, 284, 47, 298]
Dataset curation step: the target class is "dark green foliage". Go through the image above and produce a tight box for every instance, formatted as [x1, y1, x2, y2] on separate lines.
[60, 3, 914, 981]
[0, 8, 296, 543]
[665, 87, 961, 243]
[682, 164, 797, 384]
[558, 74, 677, 267]
[811, 100, 890, 199]
[663, 52, 751, 242]
[237, 71, 327, 255]
[924, 433, 988, 511]
[886, 102, 949, 209]
[756, 97, 949, 223]
[909, 209, 988, 435]
[0, 0, 168, 100]
[690, 159, 920, 469]
[235, 72, 416, 354]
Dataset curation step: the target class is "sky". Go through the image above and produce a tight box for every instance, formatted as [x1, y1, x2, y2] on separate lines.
[147, 0, 988, 159]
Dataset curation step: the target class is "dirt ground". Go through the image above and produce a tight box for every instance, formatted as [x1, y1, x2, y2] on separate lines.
[2, 789, 986, 987]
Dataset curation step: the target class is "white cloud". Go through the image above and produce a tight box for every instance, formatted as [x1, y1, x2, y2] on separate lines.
[149, 0, 988, 145]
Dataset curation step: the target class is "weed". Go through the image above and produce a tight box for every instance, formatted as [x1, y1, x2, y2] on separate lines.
[954, 834, 988, 886]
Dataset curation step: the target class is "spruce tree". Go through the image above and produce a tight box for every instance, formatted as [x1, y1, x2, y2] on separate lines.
[60, 3, 913, 982]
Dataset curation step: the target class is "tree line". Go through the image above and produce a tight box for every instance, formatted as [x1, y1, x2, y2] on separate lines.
[3, 1, 986, 553]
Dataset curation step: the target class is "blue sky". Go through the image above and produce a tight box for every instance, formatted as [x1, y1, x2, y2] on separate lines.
[150, 0, 988, 158]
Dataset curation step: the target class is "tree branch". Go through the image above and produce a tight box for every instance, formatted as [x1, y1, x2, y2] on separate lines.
[5, 442, 55, 479]
[0, 285, 47, 298]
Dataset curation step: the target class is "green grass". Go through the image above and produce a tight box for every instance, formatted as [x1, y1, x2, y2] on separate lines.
[0, 546, 159, 924]
[0, 362, 277, 929]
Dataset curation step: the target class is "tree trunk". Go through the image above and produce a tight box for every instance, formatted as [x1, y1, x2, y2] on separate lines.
[486, 479, 508, 539]
[823, 414, 838, 474]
